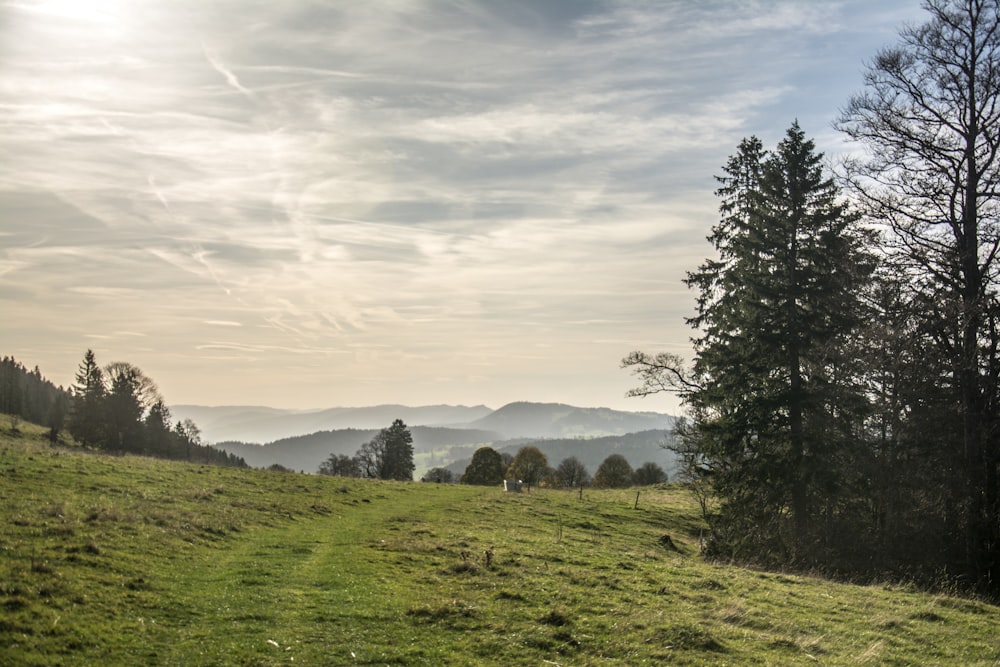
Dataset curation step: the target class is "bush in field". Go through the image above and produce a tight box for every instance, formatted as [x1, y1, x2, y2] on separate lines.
[633, 461, 667, 486]
[593, 454, 634, 489]
[422, 467, 454, 483]
[461, 447, 505, 486]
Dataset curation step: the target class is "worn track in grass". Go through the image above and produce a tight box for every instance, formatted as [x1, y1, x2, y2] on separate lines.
[3, 424, 999, 666]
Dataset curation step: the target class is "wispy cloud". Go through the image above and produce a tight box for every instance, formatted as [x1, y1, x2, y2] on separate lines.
[202, 42, 256, 101]
[0, 0, 927, 410]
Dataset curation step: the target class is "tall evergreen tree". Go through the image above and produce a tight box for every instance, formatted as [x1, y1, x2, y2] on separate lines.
[144, 399, 174, 457]
[103, 362, 153, 452]
[356, 419, 414, 481]
[68, 349, 105, 447]
[382, 419, 415, 481]
[682, 123, 874, 564]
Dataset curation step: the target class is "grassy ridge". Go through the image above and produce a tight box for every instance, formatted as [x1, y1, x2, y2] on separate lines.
[2, 422, 998, 665]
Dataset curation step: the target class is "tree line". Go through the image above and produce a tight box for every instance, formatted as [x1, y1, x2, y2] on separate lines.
[0, 356, 70, 438]
[624, 0, 1000, 596]
[317, 418, 416, 480]
[319, 437, 668, 489]
[1, 350, 245, 468]
[66, 349, 245, 466]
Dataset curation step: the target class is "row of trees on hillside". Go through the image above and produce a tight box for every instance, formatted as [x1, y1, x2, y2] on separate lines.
[462, 446, 667, 488]
[624, 0, 1000, 596]
[67, 350, 245, 467]
[319, 437, 668, 489]
[0, 356, 69, 438]
[317, 419, 415, 480]
[484, 446, 667, 489]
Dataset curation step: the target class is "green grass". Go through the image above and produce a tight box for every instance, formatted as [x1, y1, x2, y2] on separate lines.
[2, 419, 999, 665]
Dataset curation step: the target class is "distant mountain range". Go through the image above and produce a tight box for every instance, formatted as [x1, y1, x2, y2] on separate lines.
[171, 404, 493, 444]
[215, 426, 501, 473]
[465, 401, 672, 439]
[173, 401, 674, 444]
[212, 427, 677, 479]
[178, 401, 677, 477]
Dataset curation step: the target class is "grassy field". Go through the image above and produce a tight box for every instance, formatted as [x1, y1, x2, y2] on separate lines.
[2, 420, 999, 666]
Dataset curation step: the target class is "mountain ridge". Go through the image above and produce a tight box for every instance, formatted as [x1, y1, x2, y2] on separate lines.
[190, 400, 677, 476]
[467, 401, 673, 439]
[174, 401, 673, 444]
[172, 403, 494, 444]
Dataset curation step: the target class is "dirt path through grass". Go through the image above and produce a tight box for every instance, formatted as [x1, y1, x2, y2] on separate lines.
[5, 431, 998, 667]
[156, 484, 470, 665]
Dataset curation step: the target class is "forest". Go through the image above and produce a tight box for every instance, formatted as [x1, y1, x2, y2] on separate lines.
[625, 0, 1000, 596]
[0, 352, 245, 467]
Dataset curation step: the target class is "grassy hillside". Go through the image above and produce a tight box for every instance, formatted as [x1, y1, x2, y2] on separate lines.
[2, 420, 998, 666]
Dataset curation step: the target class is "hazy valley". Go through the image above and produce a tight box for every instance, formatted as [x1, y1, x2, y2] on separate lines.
[173, 401, 678, 478]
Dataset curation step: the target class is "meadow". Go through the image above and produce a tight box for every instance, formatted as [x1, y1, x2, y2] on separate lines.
[2, 420, 998, 665]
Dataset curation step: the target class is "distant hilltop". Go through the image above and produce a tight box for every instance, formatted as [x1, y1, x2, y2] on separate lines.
[171, 401, 675, 445]
[464, 401, 674, 440]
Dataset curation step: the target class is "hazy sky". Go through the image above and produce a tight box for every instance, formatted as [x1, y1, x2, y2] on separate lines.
[1, 0, 926, 414]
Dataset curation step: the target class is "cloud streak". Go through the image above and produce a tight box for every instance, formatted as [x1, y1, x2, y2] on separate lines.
[0, 0, 927, 412]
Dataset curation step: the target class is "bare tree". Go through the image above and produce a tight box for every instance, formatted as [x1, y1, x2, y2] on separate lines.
[554, 456, 591, 489]
[837, 0, 1000, 591]
[355, 419, 414, 481]
[318, 453, 361, 477]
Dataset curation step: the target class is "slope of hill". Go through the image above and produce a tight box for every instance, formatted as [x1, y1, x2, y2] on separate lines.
[175, 400, 675, 445]
[4, 426, 998, 665]
[467, 401, 674, 439]
[172, 403, 493, 443]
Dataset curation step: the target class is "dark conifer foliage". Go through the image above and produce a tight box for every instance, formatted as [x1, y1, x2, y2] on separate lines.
[837, 0, 1000, 594]
[356, 419, 415, 481]
[626, 124, 879, 575]
[680, 123, 875, 566]
[625, 2, 1000, 596]
[67, 349, 104, 447]
[0, 356, 71, 439]
[6, 350, 245, 468]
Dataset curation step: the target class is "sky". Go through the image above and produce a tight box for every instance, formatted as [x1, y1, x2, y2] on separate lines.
[1, 0, 927, 415]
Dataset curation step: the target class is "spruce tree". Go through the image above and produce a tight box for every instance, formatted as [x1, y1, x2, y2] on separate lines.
[67, 349, 106, 447]
[357, 419, 414, 481]
[684, 123, 874, 564]
[381, 419, 415, 481]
